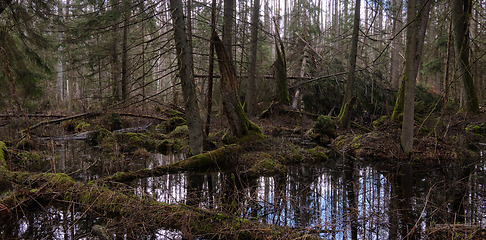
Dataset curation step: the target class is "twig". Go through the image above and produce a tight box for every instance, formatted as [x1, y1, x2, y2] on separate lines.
[68, 194, 101, 232]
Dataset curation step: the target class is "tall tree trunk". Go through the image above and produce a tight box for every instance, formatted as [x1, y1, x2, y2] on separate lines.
[246, 0, 260, 116]
[274, 24, 290, 106]
[111, 0, 122, 102]
[338, 0, 360, 128]
[56, 0, 64, 103]
[121, 2, 130, 102]
[444, 20, 453, 101]
[205, 0, 217, 136]
[390, 0, 403, 89]
[213, 33, 261, 138]
[223, 0, 234, 61]
[452, 0, 479, 113]
[399, 0, 431, 154]
[169, 0, 204, 155]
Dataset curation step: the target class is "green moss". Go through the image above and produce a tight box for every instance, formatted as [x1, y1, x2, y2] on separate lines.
[168, 110, 184, 118]
[372, 116, 388, 128]
[246, 152, 284, 175]
[466, 123, 486, 136]
[237, 129, 266, 145]
[88, 128, 112, 146]
[0, 141, 6, 169]
[166, 117, 187, 132]
[305, 147, 329, 163]
[45, 173, 76, 186]
[170, 125, 188, 137]
[75, 121, 91, 133]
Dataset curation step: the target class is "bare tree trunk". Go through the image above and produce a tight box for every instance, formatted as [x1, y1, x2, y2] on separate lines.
[274, 24, 290, 106]
[400, 0, 431, 154]
[205, 0, 217, 136]
[246, 0, 260, 116]
[338, 0, 360, 128]
[444, 20, 453, 101]
[56, 0, 64, 103]
[223, 0, 234, 61]
[390, 0, 403, 89]
[111, 0, 122, 102]
[169, 0, 204, 155]
[121, 2, 130, 102]
[452, 0, 479, 113]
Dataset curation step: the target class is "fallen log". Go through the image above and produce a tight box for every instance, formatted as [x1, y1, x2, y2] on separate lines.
[102, 144, 242, 183]
[0, 167, 318, 239]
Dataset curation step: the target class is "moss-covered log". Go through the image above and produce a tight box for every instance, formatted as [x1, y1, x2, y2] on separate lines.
[102, 144, 243, 182]
[0, 165, 319, 239]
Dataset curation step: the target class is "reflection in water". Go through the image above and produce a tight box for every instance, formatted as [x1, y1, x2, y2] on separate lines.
[0, 206, 97, 239]
[49, 140, 185, 181]
[132, 148, 486, 239]
[3, 139, 486, 239]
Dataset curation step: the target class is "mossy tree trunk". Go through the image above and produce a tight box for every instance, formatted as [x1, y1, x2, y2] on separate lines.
[213, 33, 261, 138]
[452, 0, 479, 113]
[391, 75, 405, 121]
[338, 0, 360, 129]
[391, 0, 431, 123]
[170, 0, 204, 155]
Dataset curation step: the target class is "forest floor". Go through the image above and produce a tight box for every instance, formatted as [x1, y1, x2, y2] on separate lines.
[1, 106, 485, 239]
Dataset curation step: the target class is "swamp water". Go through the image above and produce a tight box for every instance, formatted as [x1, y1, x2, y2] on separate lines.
[1, 140, 486, 239]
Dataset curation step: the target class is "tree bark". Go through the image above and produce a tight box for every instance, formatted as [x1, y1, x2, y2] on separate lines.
[400, 0, 431, 154]
[452, 0, 479, 113]
[338, 0, 360, 129]
[223, 0, 234, 61]
[246, 0, 260, 116]
[390, 0, 403, 89]
[169, 0, 204, 155]
[205, 0, 217, 136]
[56, 0, 64, 103]
[121, 2, 130, 102]
[213, 33, 261, 138]
[273, 22, 290, 106]
[111, 0, 122, 102]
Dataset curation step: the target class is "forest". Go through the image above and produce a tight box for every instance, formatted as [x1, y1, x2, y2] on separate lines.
[1, 0, 486, 239]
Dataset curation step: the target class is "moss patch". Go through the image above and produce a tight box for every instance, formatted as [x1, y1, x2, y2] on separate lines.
[0, 141, 6, 169]
[244, 152, 285, 176]
[466, 123, 486, 136]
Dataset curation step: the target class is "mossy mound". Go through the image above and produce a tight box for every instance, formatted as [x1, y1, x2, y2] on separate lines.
[466, 123, 486, 136]
[307, 115, 337, 145]
[244, 152, 286, 176]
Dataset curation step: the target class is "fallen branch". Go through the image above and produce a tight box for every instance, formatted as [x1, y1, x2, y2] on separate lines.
[118, 112, 168, 121]
[24, 111, 101, 132]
